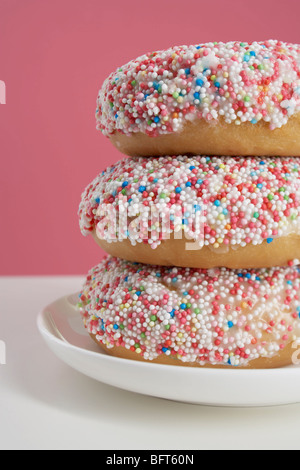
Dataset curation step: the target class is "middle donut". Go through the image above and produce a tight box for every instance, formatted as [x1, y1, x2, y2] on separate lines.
[79, 155, 300, 269]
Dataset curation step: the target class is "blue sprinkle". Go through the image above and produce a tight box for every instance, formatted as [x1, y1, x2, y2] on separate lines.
[214, 81, 220, 87]
[267, 238, 273, 244]
[194, 204, 201, 212]
[196, 78, 204, 87]
[197, 179, 203, 185]
[180, 303, 187, 310]
[154, 116, 160, 123]
[94, 197, 100, 204]
[257, 183, 263, 189]
[122, 181, 129, 188]
[156, 272, 161, 277]
[186, 182, 192, 187]
[228, 321, 234, 328]
[170, 309, 176, 318]
[172, 277, 178, 283]
[251, 119, 257, 124]
[250, 51, 256, 56]
[189, 165, 196, 170]
[139, 186, 146, 193]
[153, 178, 159, 183]
[136, 291, 141, 296]
[162, 347, 168, 353]
[245, 273, 251, 279]
[113, 324, 119, 330]
[185, 68, 191, 75]
[193, 92, 200, 100]
[214, 200, 221, 207]
[175, 187, 182, 193]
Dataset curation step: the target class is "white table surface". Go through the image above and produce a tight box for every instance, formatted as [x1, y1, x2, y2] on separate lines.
[1, 276, 300, 450]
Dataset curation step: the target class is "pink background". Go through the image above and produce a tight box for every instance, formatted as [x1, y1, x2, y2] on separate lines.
[1, 0, 300, 274]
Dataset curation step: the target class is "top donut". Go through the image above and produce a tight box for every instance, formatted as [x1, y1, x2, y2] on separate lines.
[96, 40, 300, 157]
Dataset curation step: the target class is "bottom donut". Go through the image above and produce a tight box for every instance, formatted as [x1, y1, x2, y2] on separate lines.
[78, 257, 300, 369]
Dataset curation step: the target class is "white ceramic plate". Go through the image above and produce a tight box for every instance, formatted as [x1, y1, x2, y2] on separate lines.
[37, 294, 300, 407]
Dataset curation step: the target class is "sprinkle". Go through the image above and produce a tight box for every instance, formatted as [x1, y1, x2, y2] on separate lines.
[79, 155, 300, 251]
[96, 40, 300, 137]
[79, 257, 300, 367]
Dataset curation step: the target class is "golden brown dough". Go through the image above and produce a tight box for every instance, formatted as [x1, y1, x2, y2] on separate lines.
[110, 116, 300, 157]
[93, 231, 300, 270]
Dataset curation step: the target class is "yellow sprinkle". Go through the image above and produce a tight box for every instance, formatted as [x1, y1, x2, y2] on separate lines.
[136, 348, 142, 354]
[241, 301, 248, 309]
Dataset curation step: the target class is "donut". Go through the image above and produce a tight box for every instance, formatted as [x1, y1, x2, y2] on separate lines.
[78, 155, 300, 270]
[96, 40, 300, 157]
[78, 256, 300, 369]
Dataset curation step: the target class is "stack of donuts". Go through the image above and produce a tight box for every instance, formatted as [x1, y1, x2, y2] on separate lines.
[78, 40, 300, 369]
